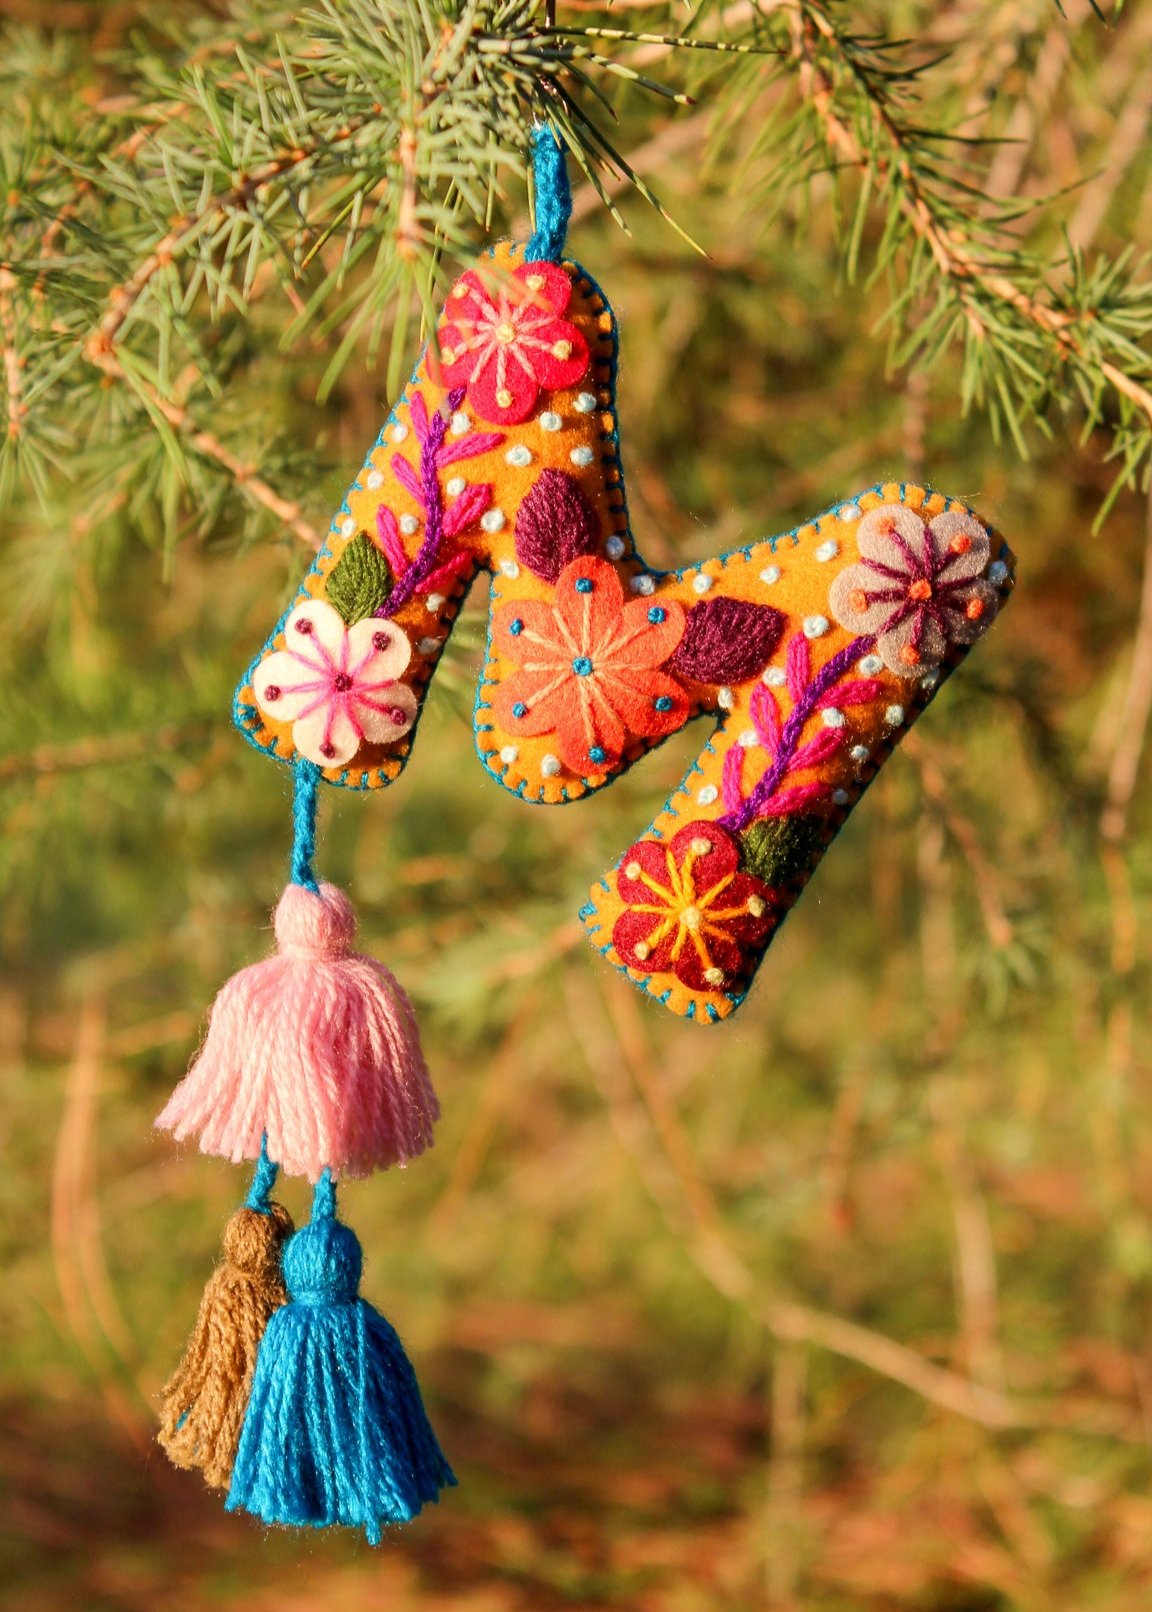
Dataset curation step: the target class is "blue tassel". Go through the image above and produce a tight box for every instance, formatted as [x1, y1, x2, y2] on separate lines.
[526, 123, 571, 263]
[225, 1173, 456, 1542]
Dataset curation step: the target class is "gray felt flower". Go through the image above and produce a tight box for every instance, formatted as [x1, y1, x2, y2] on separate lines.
[828, 504, 999, 678]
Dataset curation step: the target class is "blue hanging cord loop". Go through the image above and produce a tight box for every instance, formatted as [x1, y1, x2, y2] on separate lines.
[245, 1134, 279, 1211]
[290, 758, 320, 892]
[311, 1169, 337, 1223]
[526, 123, 571, 263]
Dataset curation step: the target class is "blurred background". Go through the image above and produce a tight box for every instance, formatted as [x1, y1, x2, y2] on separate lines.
[5, 0, 1152, 1607]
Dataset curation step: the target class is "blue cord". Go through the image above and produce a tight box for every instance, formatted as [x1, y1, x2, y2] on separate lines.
[246, 1134, 279, 1211]
[290, 759, 320, 891]
[526, 124, 571, 262]
[311, 1169, 337, 1223]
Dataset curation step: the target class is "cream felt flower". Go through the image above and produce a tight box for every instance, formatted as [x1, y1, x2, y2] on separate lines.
[828, 504, 999, 678]
[253, 599, 417, 767]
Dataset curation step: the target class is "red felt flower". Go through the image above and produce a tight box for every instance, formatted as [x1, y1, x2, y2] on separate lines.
[437, 260, 591, 425]
[611, 821, 777, 993]
[491, 556, 688, 776]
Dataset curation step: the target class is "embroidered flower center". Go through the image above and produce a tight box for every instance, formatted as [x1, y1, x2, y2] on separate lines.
[495, 321, 517, 344]
[333, 673, 353, 692]
[908, 579, 933, 602]
[680, 905, 703, 931]
[572, 656, 594, 677]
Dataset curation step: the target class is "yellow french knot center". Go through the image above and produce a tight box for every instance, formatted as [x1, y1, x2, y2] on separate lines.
[496, 321, 517, 344]
[680, 906, 703, 932]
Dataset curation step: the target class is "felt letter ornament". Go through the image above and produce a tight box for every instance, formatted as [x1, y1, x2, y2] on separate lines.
[155, 128, 1013, 1532]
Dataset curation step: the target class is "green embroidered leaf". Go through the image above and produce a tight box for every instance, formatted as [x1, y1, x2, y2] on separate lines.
[740, 815, 828, 889]
[326, 532, 392, 623]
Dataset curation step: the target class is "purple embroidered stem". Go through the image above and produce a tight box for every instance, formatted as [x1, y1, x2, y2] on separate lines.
[375, 387, 465, 619]
[720, 634, 875, 833]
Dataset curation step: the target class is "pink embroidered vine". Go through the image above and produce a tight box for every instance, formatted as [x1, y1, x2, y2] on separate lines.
[720, 631, 882, 832]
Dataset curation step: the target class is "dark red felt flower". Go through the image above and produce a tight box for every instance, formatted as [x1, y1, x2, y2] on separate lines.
[436, 261, 590, 426]
[611, 821, 777, 992]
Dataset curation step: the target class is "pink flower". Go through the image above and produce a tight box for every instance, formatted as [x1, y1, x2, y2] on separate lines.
[437, 260, 590, 425]
[252, 600, 417, 767]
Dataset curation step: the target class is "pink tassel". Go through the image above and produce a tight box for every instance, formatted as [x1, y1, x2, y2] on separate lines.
[156, 882, 438, 1181]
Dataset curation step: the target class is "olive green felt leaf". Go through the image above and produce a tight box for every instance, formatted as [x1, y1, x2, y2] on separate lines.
[327, 532, 392, 623]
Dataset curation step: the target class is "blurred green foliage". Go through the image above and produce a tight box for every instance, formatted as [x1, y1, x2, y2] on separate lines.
[5, 2, 1152, 1609]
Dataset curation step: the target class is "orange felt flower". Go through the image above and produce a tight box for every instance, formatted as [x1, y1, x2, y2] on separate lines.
[437, 261, 590, 426]
[491, 556, 688, 776]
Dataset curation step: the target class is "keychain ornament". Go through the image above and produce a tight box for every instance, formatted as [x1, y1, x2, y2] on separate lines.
[156, 127, 1014, 1535]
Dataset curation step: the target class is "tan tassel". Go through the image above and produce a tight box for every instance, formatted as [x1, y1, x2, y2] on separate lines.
[158, 1201, 293, 1489]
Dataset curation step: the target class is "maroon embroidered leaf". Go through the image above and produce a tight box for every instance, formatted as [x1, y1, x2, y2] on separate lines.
[789, 729, 845, 773]
[442, 483, 492, 540]
[670, 598, 787, 685]
[391, 454, 423, 505]
[750, 681, 782, 753]
[786, 633, 810, 702]
[375, 506, 408, 576]
[514, 468, 601, 583]
[436, 431, 505, 469]
[819, 677, 883, 709]
[762, 781, 829, 816]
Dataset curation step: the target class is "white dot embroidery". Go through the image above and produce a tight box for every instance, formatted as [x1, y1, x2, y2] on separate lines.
[400, 514, 419, 536]
[418, 637, 440, 655]
[605, 535, 626, 560]
[574, 392, 597, 413]
[717, 687, 734, 710]
[630, 574, 656, 596]
[815, 539, 839, 562]
[697, 784, 719, 806]
[738, 729, 758, 748]
[446, 476, 466, 496]
[921, 667, 941, 689]
[759, 565, 781, 585]
[366, 469, 384, 490]
[860, 654, 883, 676]
[392, 423, 409, 443]
[885, 704, 905, 726]
[340, 516, 356, 538]
[570, 446, 595, 468]
[763, 667, 786, 687]
[822, 708, 846, 728]
[803, 615, 830, 638]
[499, 745, 518, 765]
[988, 560, 1009, 584]
[450, 411, 470, 435]
[692, 573, 714, 594]
[506, 445, 533, 468]
[481, 509, 506, 533]
[426, 593, 445, 613]
[832, 788, 850, 806]
[499, 559, 520, 579]
[541, 754, 561, 778]
[539, 411, 562, 432]
[850, 744, 870, 763]
[838, 504, 862, 522]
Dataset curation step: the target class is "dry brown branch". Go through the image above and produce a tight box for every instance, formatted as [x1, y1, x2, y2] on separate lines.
[0, 265, 23, 439]
[0, 722, 212, 784]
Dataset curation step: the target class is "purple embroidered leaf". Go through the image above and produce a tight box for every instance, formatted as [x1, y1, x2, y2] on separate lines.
[789, 729, 845, 773]
[750, 681, 782, 754]
[786, 633, 811, 703]
[436, 431, 504, 469]
[391, 453, 423, 505]
[762, 781, 829, 817]
[514, 468, 601, 583]
[441, 483, 492, 540]
[819, 677, 883, 709]
[408, 392, 429, 444]
[669, 598, 787, 685]
[722, 744, 746, 814]
[375, 506, 409, 577]
[423, 550, 472, 594]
